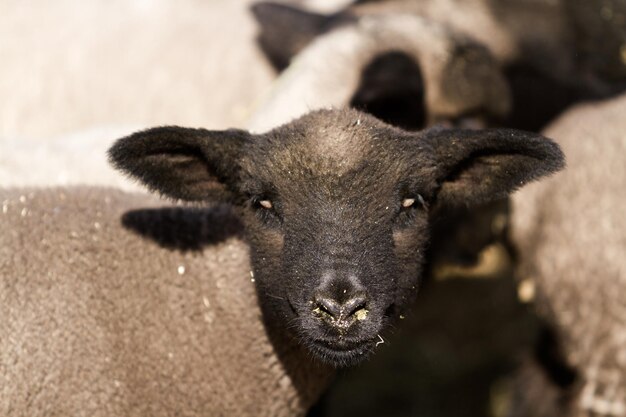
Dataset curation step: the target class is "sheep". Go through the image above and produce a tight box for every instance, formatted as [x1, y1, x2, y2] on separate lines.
[247, 13, 510, 133]
[0, 1, 279, 192]
[0, 108, 564, 415]
[254, 0, 576, 73]
[509, 94, 626, 416]
[0, 186, 333, 417]
[0, 0, 274, 139]
[252, 0, 626, 131]
[0, 127, 142, 192]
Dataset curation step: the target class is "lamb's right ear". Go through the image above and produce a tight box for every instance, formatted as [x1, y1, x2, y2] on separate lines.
[420, 127, 565, 206]
[108, 126, 251, 202]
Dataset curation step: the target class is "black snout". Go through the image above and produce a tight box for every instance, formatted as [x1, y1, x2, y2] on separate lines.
[313, 293, 368, 328]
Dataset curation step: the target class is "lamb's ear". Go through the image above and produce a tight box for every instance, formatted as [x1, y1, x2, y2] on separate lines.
[108, 126, 251, 202]
[422, 128, 565, 206]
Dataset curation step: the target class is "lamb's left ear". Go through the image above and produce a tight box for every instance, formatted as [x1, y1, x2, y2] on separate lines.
[108, 126, 251, 202]
[421, 128, 565, 205]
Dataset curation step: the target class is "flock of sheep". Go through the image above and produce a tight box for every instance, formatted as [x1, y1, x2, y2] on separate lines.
[1, 0, 625, 416]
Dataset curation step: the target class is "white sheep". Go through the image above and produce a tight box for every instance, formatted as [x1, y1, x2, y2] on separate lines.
[248, 13, 510, 133]
[252, 0, 626, 131]
[510, 94, 626, 417]
[0, 187, 332, 417]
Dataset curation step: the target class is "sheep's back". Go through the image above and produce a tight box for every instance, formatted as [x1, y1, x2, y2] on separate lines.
[0, 187, 330, 417]
[511, 95, 626, 415]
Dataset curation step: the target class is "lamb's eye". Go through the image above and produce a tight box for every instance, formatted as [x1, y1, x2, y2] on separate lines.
[258, 200, 273, 209]
[253, 197, 282, 227]
[401, 194, 427, 210]
[395, 194, 428, 228]
[251, 197, 275, 212]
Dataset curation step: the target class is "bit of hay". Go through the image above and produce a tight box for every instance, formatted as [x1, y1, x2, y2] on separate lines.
[517, 278, 536, 303]
[355, 309, 368, 321]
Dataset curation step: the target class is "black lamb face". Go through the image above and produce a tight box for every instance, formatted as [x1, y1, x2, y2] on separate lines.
[237, 116, 435, 365]
[108, 108, 564, 367]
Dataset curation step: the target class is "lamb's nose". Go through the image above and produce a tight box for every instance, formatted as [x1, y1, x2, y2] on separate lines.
[313, 294, 368, 327]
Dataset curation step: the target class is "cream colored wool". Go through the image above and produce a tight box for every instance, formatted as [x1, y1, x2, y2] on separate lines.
[511, 94, 626, 417]
[0, 187, 332, 417]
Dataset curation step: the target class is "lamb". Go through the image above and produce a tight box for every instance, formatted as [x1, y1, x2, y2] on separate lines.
[509, 94, 626, 416]
[0, 108, 564, 416]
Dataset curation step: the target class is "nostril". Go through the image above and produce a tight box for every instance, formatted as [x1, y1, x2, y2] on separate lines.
[314, 296, 342, 319]
[313, 294, 368, 322]
[343, 295, 367, 318]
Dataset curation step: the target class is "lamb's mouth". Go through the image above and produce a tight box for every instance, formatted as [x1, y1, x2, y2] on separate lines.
[307, 338, 375, 367]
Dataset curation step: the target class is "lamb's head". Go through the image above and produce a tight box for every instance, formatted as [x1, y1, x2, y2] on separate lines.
[108, 108, 564, 366]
